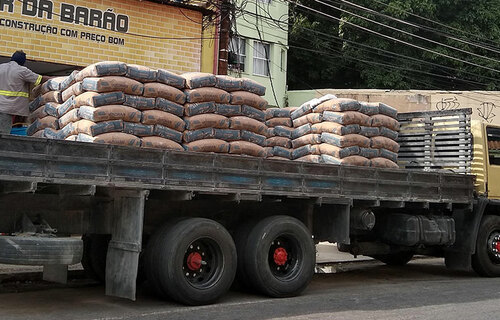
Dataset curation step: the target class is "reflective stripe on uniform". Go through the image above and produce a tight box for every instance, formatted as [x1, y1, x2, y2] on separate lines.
[34, 75, 42, 86]
[0, 90, 29, 98]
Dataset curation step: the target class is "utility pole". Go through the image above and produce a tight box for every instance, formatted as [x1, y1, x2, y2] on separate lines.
[217, 0, 231, 75]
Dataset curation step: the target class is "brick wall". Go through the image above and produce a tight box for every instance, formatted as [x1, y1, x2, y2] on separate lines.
[0, 0, 203, 73]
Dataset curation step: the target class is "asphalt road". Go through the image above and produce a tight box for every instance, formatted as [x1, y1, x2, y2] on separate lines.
[1, 257, 499, 320]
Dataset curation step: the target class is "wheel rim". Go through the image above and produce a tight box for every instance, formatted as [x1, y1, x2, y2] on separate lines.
[182, 238, 223, 289]
[487, 231, 500, 264]
[268, 235, 301, 281]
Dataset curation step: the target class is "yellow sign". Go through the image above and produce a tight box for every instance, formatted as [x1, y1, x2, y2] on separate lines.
[0, 0, 204, 72]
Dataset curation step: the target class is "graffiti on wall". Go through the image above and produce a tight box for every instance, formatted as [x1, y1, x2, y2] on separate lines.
[477, 102, 497, 123]
[435, 96, 461, 110]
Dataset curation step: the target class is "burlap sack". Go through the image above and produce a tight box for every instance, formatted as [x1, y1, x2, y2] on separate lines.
[142, 110, 185, 131]
[370, 114, 400, 131]
[182, 72, 216, 89]
[371, 157, 399, 168]
[370, 136, 400, 153]
[75, 61, 127, 81]
[266, 136, 292, 148]
[229, 116, 268, 135]
[230, 91, 268, 110]
[184, 139, 229, 153]
[126, 64, 157, 83]
[311, 122, 360, 136]
[82, 76, 144, 96]
[143, 83, 186, 104]
[141, 136, 184, 150]
[157, 69, 186, 89]
[314, 98, 360, 113]
[185, 87, 231, 104]
[184, 102, 216, 116]
[185, 114, 230, 130]
[321, 133, 371, 148]
[322, 111, 371, 126]
[229, 141, 266, 157]
[293, 113, 323, 127]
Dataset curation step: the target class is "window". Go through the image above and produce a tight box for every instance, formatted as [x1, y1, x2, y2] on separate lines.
[229, 37, 246, 72]
[487, 127, 500, 165]
[253, 41, 270, 76]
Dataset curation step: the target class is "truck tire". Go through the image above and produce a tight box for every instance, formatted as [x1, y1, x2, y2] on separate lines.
[0, 236, 82, 265]
[146, 218, 237, 305]
[372, 252, 414, 266]
[240, 215, 315, 297]
[81, 234, 111, 283]
[472, 215, 500, 277]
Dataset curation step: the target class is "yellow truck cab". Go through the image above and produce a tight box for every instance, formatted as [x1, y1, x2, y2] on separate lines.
[472, 120, 500, 199]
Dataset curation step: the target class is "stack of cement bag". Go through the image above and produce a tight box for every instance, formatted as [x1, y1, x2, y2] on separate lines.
[290, 96, 400, 168]
[181, 74, 269, 157]
[264, 107, 296, 160]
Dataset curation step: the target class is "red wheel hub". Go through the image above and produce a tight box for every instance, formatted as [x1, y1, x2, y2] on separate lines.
[495, 241, 500, 252]
[273, 247, 288, 266]
[187, 252, 202, 271]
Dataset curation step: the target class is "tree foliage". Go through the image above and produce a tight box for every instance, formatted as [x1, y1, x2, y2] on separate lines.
[287, 0, 500, 91]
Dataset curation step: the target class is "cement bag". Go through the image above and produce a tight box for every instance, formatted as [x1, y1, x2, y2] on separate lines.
[123, 122, 154, 137]
[292, 123, 312, 139]
[59, 70, 78, 91]
[79, 132, 141, 147]
[311, 122, 360, 136]
[79, 105, 142, 123]
[318, 144, 360, 159]
[292, 144, 320, 159]
[229, 141, 266, 157]
[314, 98, 360, 113]
[292, 133, 321, 149]
[321, 155, 370, 166]
[185, 114, 230, 130]
[241, 78, 266, 96]
[142, 110, 185, 131]
[215, 129, 241, 141]
[182, 72, 216, 89]
[185, 87, 231, 104]
[141, 136, 184, 150]
[31, 128, 49, 138]
[241, 130, 266, 146]
[75, 61, 127, 81]
[359, 126, 380, 137]
[183, 128, 215, 143]
[82, 76, 144, 96]
[295, 155, 321, 163]
[184, 102, 216, 116]
[266, 136, 291, 148]
[371, 157, 399, 169]
[379, 148, 398, 162]
[273, 126, 293, 138]
[359, 148, 380, 159]
[379, 126, 399, 140]
[378, 103, 398, 119]
[293, 113, 323, 127]
[39, 76, 66, 94]
[230, 91, 268, 110]
[266, 117, 292, 128]
[126, 64, 157, 83]
[272, 146, 293, 159]
[56, 97, 77, 117]
[230, 116, 268, 135]
[290, 94, 337, 120]
[40, 90, 62, 106]
[266, 107, 291, 120]
[264, 147, 274, 158]
[58, 108, 80, 128]
[74, 91, 125, 108]
[61, 119, 123, 137]
[143, 83, 186, 104]
[322, 111, 371, 126]
[47, 123, 75, 140]
[215, 75, 242, 92]
[28, 96, 42, 112]
[216, 104, 241, 117]
[370, 114, 400, 131]
[156, 69, 186, 89]
[29, 103, 58, 122]
[124, 95, 155, 110]
[155, 98, 184, 117]
[242, 105, 266, 122]
[65, 135, 77, 141]
[154, 124, 183, 143]
[370, 136, 400, 153]
[27, 116, 59, 136]
[358, 102, 379, 116]
[267, 156, 291, 161]
[184, 139, 229, 153]
[61, 82, 83, 102]
[321, 133, 370, 148]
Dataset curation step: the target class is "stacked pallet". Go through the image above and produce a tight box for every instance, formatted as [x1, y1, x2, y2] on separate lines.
[264, 107, 296, 160]
[289, 96, 400, 168]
